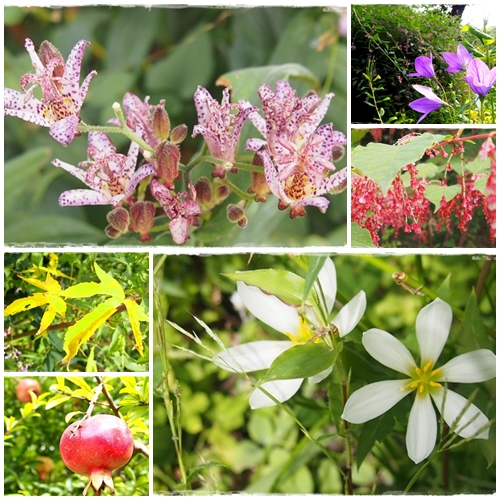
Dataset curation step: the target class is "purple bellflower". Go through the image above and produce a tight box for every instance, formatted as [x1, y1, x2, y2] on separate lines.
[408, 85, 445, 123]
[464, 58, 496, 97]
[408, 53, 435, 78]
[4, 38, 96, 146]
[192, 86, 258, 178]
[243, 80, 347, 217]
[442, 44, 473, 73]
[54, 131, 156, 206]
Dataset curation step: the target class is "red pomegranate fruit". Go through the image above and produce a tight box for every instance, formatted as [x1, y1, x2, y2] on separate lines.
[60, 414, 134, 496]
[35, 456, 54, 480]
[16, 378, 42, 402]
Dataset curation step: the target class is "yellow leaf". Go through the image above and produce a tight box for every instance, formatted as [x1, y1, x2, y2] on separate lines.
[62, 298, 122, 364]
[4, 293, 51, 316]
[19, 272, 62, 294]
[123, 298, 147, 357]
[93, 262, 125, 299]
[65, 377, 93, 392]
[60, 281, 102, 298]
[37, 297, 67, 336]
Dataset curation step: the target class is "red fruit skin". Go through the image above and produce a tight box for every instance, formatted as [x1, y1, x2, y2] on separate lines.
[60, 414, 134, 478]
[16, 379, 42, 402]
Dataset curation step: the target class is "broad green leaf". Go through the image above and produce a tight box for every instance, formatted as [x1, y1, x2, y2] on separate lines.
[260, 342, 341, 384]
[93, 262, 125, 299]
[62, 299, 121, 363]
[124, 405, 149, 424]
[424, 184, 462, 212]
[218, 64, 319, 104]
[352, 133, 438, 195]
[465, 155, 491, 175]
[123, 298, 147, 357]
[462, 289, 491, 351]
[350, 222, 377, 248]
[223, 269, 306, 306]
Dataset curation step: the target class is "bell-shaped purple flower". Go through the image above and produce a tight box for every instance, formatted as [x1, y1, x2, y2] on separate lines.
[464, 58, 496, 97]
[408, 53, 435, 78]
[442, 44, 473, 73]
[408, 85, 444, 124]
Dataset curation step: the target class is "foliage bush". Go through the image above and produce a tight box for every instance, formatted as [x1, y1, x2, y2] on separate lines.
[4, 252, 149, 372]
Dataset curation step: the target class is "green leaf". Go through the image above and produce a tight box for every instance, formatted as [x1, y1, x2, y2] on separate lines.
[350, 222, 377, 248]
[462, 289, 491, 351]
[260, 342, 341, 383]
[303, 256, 327, 305]
[424, 184, 462, 212]
[352, 133, 438, 195]
[45, 394, 71, 410]
[465, 155, 491, 175]
[223, 269, 306, 306]
[86, 346, 98, 372]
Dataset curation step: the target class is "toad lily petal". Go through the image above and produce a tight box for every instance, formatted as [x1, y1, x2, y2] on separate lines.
[342, 298, 495, 464]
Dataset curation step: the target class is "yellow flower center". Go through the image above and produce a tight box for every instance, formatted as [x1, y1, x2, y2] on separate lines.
[404, 360, 442, 395]
[284, 316, 316, 344]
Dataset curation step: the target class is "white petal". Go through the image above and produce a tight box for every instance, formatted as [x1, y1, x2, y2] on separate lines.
[212, 340, 293, 373]
[58, 189, 110, 206]
[362, 329, 417, 376]
[439, 350, 496, 383]
[406, 394, 437, 464]
[416, 298, 452, 364]
[314, 258, 337, 317]
[431, 387, 490, 439]
[237, 282, 300, 337]
[334, 290, 367, 337]
[341, 380, 412, 423]
[249, 379, 303, 409]
[308, 365, 333, 385]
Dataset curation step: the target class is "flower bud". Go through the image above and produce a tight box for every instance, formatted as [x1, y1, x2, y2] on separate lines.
[153, 101, 171, 140]
[237, 216, 248, 228]
[106, 207, 130, 234]
[39, 40, 64, 82]
[194, 177, 213, 207]
[289, 206, 307, 219]
[170, 124, 188, 144]
[248, 171, 269, 203]
[227, 203, 246, 223]
[156, 140, 180, 188]
[331, 144, 345, 162]
[215, 183, 230, 201]
[129, 201, 156, 242]
[105, 225, 123, 239]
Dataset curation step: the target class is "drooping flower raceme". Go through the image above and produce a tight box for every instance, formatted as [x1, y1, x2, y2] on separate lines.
[464, 58, 496, 97]
[243, 80, 347, 217]
[408, 85, 445, 123]
[342, 298, 495, 464]
[408, 53, 435, 78]
[213, 258, 367, 409]
[4, 38, 96, 146]
[192, 86, 258, 178]
[442, 44, 473, 73]
[54, 131, 156, 206]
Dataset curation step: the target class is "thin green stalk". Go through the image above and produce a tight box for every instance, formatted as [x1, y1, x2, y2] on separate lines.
[221, 177, 255, 201]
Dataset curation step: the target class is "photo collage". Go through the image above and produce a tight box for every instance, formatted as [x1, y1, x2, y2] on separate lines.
[2, 2, 497, 496]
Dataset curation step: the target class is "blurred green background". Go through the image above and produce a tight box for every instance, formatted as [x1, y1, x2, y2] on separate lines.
[4, 6, 348, 246]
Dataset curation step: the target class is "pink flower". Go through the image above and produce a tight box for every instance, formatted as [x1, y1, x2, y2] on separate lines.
[53, 132, 156, 206]
[192, 86, 258, 178]
[4, 38, 96, 146]
[243, 80, 347, 214]
[150, 179, 201, 244]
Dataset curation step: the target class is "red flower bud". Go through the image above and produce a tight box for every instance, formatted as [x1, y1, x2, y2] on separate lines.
[194, 177, 213, 207]
[106, 207, 130, 234]
[153, 101, 171, 140]
[227, 203, 245, 222]
[130, 201, 155, 242]
[156, 140, 180, 188]
[170, 124, 188, 144]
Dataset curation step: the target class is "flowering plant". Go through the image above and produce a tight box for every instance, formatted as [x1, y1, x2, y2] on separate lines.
[4, 7, 347, 246]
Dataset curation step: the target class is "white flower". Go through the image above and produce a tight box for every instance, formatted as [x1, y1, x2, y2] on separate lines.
[213, 259, 367, 409]
[341, 298, 496, 464]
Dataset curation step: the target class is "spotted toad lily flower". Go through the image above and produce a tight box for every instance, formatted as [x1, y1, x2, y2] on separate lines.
[53, 131, 156, 206]
[464, 58, 496, 97]
[408, 53, 435, 78]
[150, 178, 201, 244]
[243, 80, 347, 217]
[408, 85, 445, 124]
[213, 258, 367, 409]
[192, 86, 258, 178]
[342, 298, 495, 464]
[4, 38, 96, 146]
[442, 44, 473, 73]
